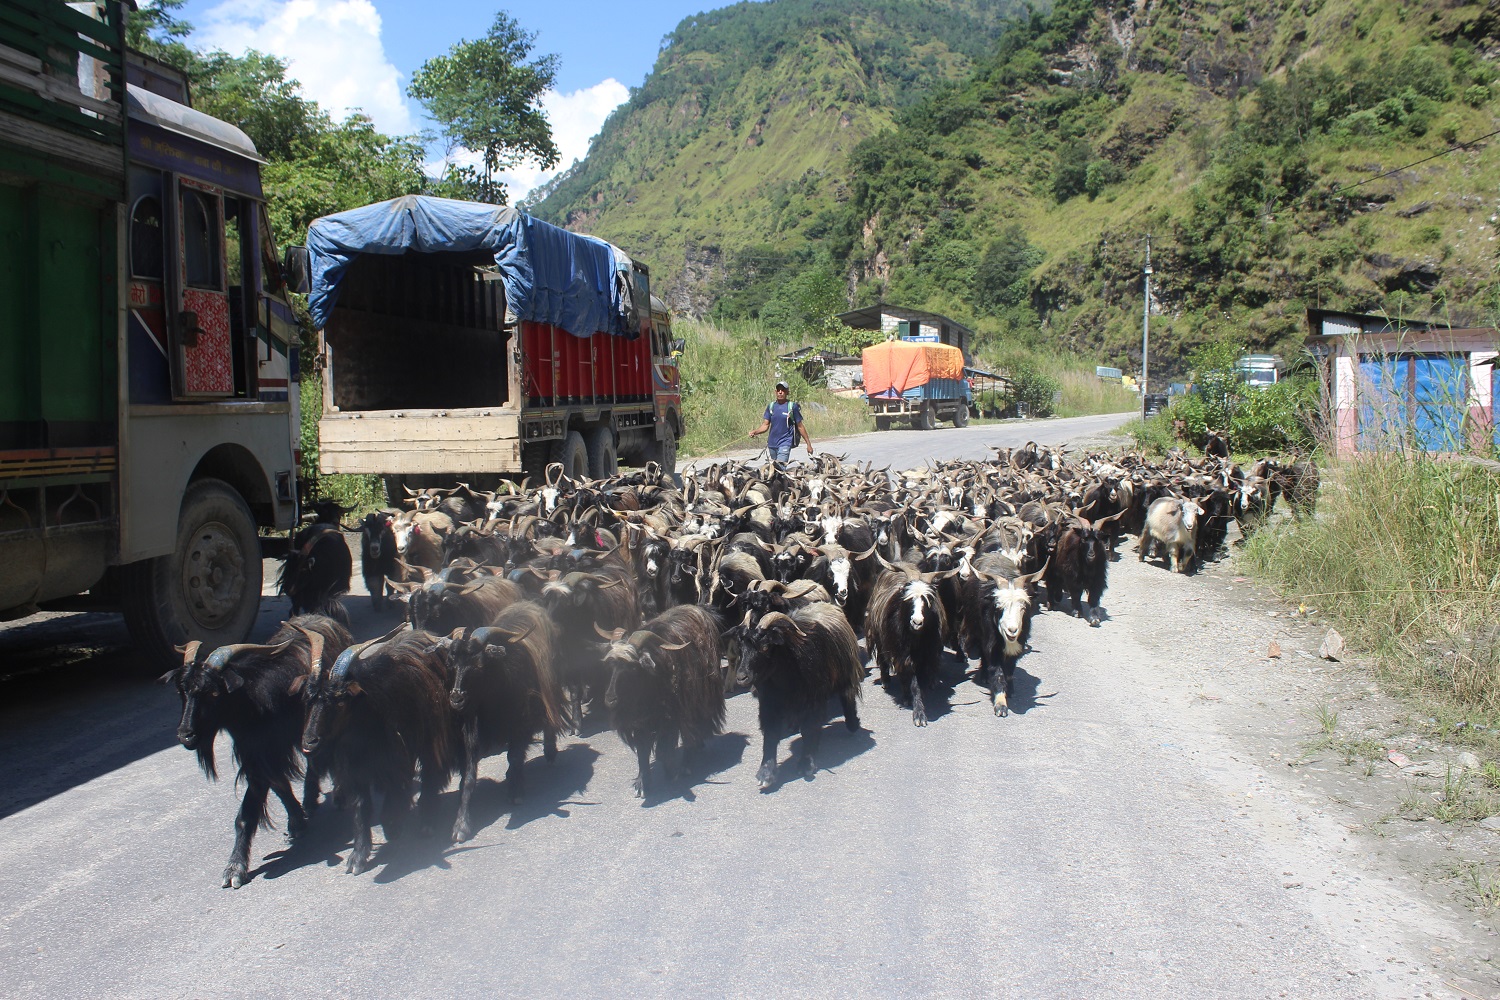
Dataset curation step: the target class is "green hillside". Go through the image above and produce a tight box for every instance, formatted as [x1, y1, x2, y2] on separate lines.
[527, 0, 1029, 314]
[533, 0, 1500, 378]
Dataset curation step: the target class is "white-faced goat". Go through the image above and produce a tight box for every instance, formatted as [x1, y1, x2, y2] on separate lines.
[865, 566, 950, 727]
[1139, 496, 1204, 574]
[961, 554, 1047, 716]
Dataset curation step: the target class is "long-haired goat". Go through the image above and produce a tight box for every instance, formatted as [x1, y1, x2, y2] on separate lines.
[865, 566, 950, 727]
[1139, 496, 1204, 574]
[299, 627, 458, 875]
[737, 604, 863, 790]
[446, 601, 566, 842]
[599, 605, 725, 797]
[961, 554, 1048, 716]
[277, 522, 351, 619]
[162, 614, 351, 888]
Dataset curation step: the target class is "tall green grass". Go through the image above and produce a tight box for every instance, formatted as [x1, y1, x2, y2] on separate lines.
[676, 318, 870, 458]
[1244, 453, 1500, 713]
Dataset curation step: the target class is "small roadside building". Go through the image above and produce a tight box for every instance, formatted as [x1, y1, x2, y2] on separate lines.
[835, 304, 974, 361]
[1306, 309, 1498, 455]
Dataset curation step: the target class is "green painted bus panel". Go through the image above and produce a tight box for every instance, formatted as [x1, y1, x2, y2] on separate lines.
[0, 180, 116, 434]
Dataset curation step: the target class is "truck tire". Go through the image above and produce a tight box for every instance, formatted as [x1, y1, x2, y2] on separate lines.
[953, 404, 969, 427]
[122, 478, 263, 668]
[652, 430, 679, 484]
[916, 403, 937, 431]
[585, 426, 618, 479]
[549, 430, 589, 481]
[875, 415, 892, 431]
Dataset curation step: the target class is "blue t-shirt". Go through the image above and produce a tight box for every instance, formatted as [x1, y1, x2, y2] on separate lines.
[763, 400, 803, 450]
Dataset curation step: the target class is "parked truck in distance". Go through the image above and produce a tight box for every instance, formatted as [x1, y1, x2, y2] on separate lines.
[1, 2, 300, 665]
[863, 340, 973, 430]
[297, 196, 682, 490]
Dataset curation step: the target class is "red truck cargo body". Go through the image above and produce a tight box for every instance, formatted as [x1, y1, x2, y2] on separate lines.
[522, 320, 654, 406]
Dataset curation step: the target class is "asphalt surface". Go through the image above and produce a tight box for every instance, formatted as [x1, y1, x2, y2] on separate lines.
[0, 412, 1484, 998]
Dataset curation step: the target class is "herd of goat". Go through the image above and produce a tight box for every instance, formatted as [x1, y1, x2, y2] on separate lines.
[163, 440, 1318, 887]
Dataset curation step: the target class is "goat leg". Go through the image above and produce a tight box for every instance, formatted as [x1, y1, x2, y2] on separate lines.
[756, 702, 780, 791]
[908, 672, 928, 727]
[347, 789, 374, 875]
[632, 739, 651, 798]
[271, 776, 307, 842]
[543, 727, 558, 764]
[416, 754, 447, 837]
[452, 723, 480, 843]
[659, 726, 682, 781]
[223, 778, 270, 889]
[301, 760, 323, 814]
[798, 709, 822, 779]
[841, 692, 861, 732]
[505, 737, 528, 805]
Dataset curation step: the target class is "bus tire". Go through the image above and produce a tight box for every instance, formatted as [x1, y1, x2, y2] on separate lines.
[122, 478, 263, 668]
[917, 403, 937, 431]
[953, 405, 969, 427]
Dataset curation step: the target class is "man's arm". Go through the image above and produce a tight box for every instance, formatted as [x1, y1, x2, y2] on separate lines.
[798, 411, 813, 454]
[748, 408, 772, 439]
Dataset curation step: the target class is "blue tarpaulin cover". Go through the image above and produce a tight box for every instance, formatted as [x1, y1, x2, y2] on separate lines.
[305, 194, 636, 338]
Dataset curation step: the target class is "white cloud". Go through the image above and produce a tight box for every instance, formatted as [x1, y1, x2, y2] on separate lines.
[195, 0, 415, 137]
[430, 79, 629, 203]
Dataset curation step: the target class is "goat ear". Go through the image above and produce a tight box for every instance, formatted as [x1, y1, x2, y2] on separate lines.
[287, 674, 308, 697]
[221, 668, 245, 694]
[345, 681, 364, 697]
[157, 668, 180, 686]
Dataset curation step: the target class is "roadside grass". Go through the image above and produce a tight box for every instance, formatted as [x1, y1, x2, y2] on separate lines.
[675, 318, 870, 458]
[297, 373, 387, 516]
[1446, 860, 1500, 912]
[1052, 366, 1140, 418]
[1243, 453, 1500, 721]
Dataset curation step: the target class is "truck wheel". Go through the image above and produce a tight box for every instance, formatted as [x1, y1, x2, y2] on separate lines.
[917, 403, 937, 431]
[953, 405, 969, 428]
[585, 426, 618, 479]
[875, 415, 892, 431]
[652, 430, 679, 484]
[549, 431, 589, 481]
[122, 478, 263, 668]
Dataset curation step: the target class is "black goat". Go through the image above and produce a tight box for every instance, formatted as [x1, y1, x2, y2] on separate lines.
[1046, 514, 1119, 626]
[961, 554, 1048, 717]
[599, 605, 725, 797]
[353, 511, 399, 611]
[299, 627, 459, 875]
[737, 604, 863, 790]
[447, 602, 566, 842]
[865, 566, 950, 727]
[278, 522, 352, 619]
[406, 569, 520, 635]
[162, 614, 352, 888]
[540, 566, 641, 726]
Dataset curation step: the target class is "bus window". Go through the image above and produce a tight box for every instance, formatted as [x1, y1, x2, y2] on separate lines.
[130, 196, 164, 280]
[182, 189, 219, 289]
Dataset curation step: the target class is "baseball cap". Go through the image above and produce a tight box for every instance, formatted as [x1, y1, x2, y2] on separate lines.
[775, 380, 789, 391]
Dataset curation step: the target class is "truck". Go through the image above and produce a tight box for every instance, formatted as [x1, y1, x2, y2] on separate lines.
[1, 1, 301, 664]
[297, 196, 682, 489]
[1236, 353, 1288, 389]
[862, 340, 972, 430]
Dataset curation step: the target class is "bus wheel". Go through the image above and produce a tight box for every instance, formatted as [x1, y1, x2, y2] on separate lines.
[122, 478, 263, 668]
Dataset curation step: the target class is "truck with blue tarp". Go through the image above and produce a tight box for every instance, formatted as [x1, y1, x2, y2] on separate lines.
[862, 340, 972, 430]
[299, 195, 681, 488]
[0, 1, 301, 665]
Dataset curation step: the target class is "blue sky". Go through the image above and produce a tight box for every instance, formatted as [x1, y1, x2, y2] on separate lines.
[171, 0, 726, 197]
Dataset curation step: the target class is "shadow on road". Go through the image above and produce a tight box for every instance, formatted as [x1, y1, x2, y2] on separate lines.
[641, 730, 750, 807]
[760, 720, 876, 793]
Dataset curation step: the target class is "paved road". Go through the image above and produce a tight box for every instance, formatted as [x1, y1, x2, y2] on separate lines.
[0, 411, 1488, 998]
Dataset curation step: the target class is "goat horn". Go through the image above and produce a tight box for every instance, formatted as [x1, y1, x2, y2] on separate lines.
[204, 640, 295, 672]
[757, 611, 807, 637]
[653, 640, 689, 652]
[175, 640, 204, 666]
[594, 623, 626, 641]
[290, 626, 326, 679]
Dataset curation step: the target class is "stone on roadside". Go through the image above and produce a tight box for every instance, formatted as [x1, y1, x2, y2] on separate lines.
[1457, 751, 1481, 771]
[1268, 641, 1282, 659]
[1319, 629, 1345, 661]
[1480, 816, 1500, 832]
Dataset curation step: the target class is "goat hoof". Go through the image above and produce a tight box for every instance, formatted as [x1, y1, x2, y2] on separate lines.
[221, 865, 247, 889]
[799, 757, 816, 780]
[451, 822, 473, 844]
[755, 761, 775, 790]
[844, 715, 861, 732]
[912, 710, 927, 728]
[993, 697, 1009, 718]
[347, 854, 373, 875]
[632, 777, 646, 799]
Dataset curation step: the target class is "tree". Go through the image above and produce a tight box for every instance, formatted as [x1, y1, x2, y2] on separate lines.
[407, 12, 560, 205]
[124, 0, 194, 70]
[973, 224, 1043, 310]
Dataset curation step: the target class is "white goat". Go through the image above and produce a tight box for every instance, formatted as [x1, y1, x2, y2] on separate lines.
[1139, 496, 1203, 574]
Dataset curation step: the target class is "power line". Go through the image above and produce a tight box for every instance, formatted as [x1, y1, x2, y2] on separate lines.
[1336, 127, 1500, 195]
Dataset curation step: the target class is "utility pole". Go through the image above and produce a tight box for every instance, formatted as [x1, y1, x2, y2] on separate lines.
[1141, 234, 1152, 421]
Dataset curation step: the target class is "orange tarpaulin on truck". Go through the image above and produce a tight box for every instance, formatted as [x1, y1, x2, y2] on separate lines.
[861, 340, 965, 395]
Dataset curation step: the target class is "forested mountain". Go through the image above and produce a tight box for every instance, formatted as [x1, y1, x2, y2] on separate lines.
[527, 0, 1030, 315]
[532, 0, 1500, 377]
